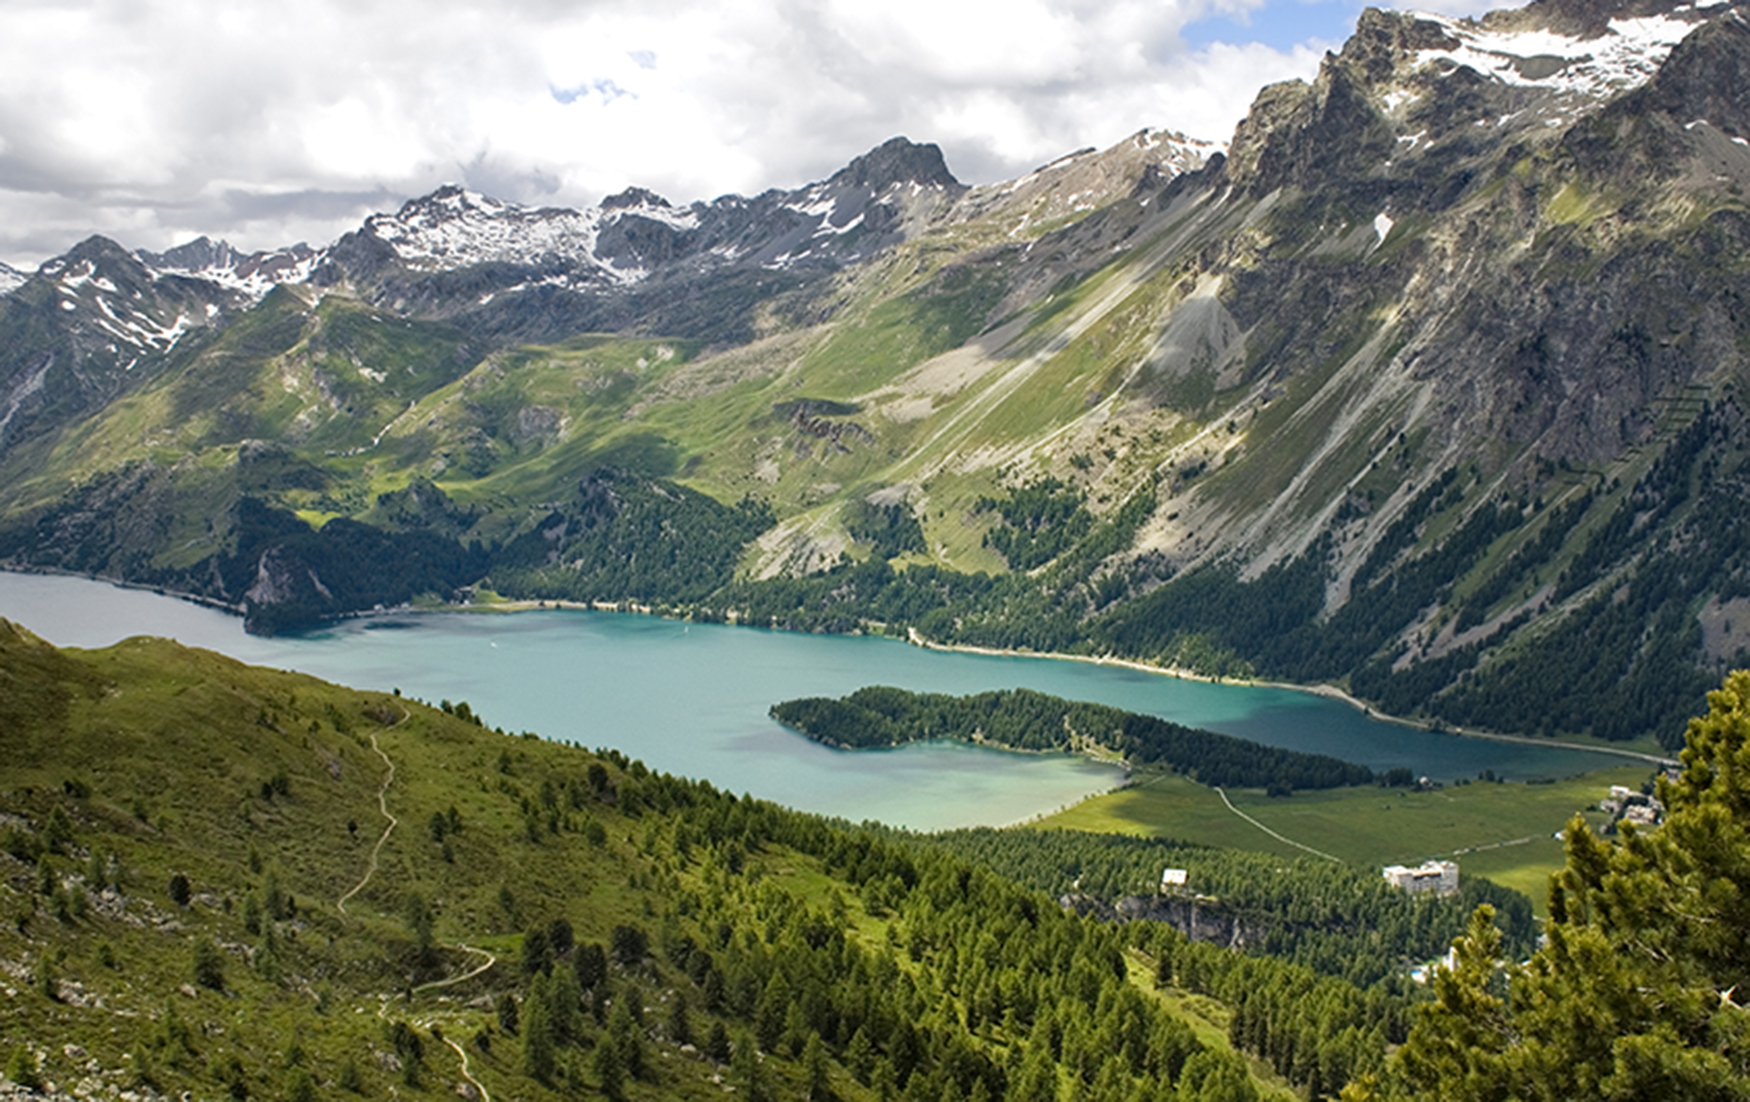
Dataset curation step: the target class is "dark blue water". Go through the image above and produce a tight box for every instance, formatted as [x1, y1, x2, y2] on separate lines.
[0, 572, 1628, 828]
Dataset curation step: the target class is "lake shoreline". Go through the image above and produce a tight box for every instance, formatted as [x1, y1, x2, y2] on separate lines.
[899, 628, 1679, 769]
[449, 593, 1677, 770]
[0, 565, 1676, 770]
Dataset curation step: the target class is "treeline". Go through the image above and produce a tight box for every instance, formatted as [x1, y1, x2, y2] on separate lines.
[771, 685, 1376, 791]
[920, 827, 1537, 988]
[844, 499, 927, 559]
[979, 479, 1093, 571]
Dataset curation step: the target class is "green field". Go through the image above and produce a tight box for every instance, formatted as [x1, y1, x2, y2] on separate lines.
[1036, 764, 1654, 913]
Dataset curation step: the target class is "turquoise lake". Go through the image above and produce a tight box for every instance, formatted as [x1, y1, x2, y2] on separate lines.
[0, 572, 1632, 830]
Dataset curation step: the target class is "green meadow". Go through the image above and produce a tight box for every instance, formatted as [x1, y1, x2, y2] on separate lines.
[1036, 764, 1653, 914]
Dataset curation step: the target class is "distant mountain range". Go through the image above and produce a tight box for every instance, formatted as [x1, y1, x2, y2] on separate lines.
[2, 0, 1745, 748]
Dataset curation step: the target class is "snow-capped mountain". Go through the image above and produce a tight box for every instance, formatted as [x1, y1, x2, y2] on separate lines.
[355, 186, 669, 284]
[0, 237, 239, 451]
[297, 132, 1221, 342]
[136, 237, 323, 301]
[40, 252, 202, 360]
[955, 128, 1221, 230]
[0, 262, 24, 296]
[324, 137, 970, 298]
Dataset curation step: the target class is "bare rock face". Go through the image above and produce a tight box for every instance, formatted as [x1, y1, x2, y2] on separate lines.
[1060, 893, 1272, 950]
[1226, 56, 1398, 196]
[245, 546, 332, 608]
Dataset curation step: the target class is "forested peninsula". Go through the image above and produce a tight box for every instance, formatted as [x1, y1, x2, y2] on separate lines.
[770, 686, 1380, 792]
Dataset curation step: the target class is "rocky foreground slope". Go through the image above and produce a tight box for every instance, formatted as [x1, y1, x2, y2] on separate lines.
[1, 0, 1747, 746]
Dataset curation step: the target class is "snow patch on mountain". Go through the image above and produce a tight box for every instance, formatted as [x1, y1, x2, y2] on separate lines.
[138, 237, 323, 301]
[44, 256, 206, 356]
[0, 262, 23, 296]
[360, 185, 700, 287]
[1413, 6, 1713, 96]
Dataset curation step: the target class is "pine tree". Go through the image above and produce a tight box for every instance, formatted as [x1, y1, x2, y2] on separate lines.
[609, 997, 646, 1081]
[283, 1066, 317, 1102]
[733, 1031, 771, 1102]
[592, 1030, 626, 1101]
[191, 935, 224, 991]
[668, 990, 693, 1047]
[755, 971, 790, 1052]
[1374, 669, 1750, 1100]
[705, 1020, 733, 1064]
[803, 1032, 831, 1101]
[521, 975, 556, 1083]
[549, 965, 582, 1045]
[5, 1045, 42, 1091]
[402, 892, 435, 967]
[574, 940, 608, 990]
[845, 1025, 876, 1084]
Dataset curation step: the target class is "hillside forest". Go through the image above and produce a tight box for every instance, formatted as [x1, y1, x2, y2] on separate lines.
[3, 618, 1747, 1100]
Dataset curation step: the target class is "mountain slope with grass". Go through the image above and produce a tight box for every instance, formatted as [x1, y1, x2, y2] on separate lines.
[4, 618, 1336, 1101]
[2, 0, 1749, 746]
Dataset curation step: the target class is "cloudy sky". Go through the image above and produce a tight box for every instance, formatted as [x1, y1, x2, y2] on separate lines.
[0, 0, 1498, 268]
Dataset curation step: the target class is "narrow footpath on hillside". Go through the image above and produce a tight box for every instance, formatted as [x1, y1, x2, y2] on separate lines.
[1213, 787, 1342, 862]
[337, 730, 399, 915]
[440, 1035, 491, 1102]
[339, 714, 497, 1102]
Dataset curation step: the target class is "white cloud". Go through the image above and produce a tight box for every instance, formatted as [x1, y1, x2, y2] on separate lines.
[0, 0, 1340, 267]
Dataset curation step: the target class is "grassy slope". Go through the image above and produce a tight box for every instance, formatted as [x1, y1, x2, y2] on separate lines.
[0, 185, 1241, 584]
[0, 620, 1289, 1101]
[1036, 765, 1652, 915]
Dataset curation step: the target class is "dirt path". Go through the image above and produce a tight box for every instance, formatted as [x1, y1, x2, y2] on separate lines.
[336, 719, 498, 1102]
[440, 1034, 491, 1102]
[338, 730, 399, 914]
[1214, 786, 1342, 862]
[412, 943, 498, 995]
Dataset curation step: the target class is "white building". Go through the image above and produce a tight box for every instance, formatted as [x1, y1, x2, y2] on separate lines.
[1383, 860, 1459, 896]
[1160, 868, 1188, 891]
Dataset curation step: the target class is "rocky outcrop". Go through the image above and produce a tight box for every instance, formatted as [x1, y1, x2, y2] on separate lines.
[1060, 893, 1273, 950]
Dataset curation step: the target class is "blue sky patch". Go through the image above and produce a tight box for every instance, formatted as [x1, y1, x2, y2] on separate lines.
[1183, 0, 1363, 51]
[550, 79, 634, 106]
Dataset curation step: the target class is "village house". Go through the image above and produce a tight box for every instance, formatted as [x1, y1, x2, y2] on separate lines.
[1382, 860, 1459, 896]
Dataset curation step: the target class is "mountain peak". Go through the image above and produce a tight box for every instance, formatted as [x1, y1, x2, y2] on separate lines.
[389, 185, 510, 226]
[602, 186, 673, 211]
[137, 236, 322, 301]
[138, 235, 234, 271]
[830, 137, 964, 192]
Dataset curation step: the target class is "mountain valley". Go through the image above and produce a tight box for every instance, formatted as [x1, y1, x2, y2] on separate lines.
[3, 0, 1749, 748]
